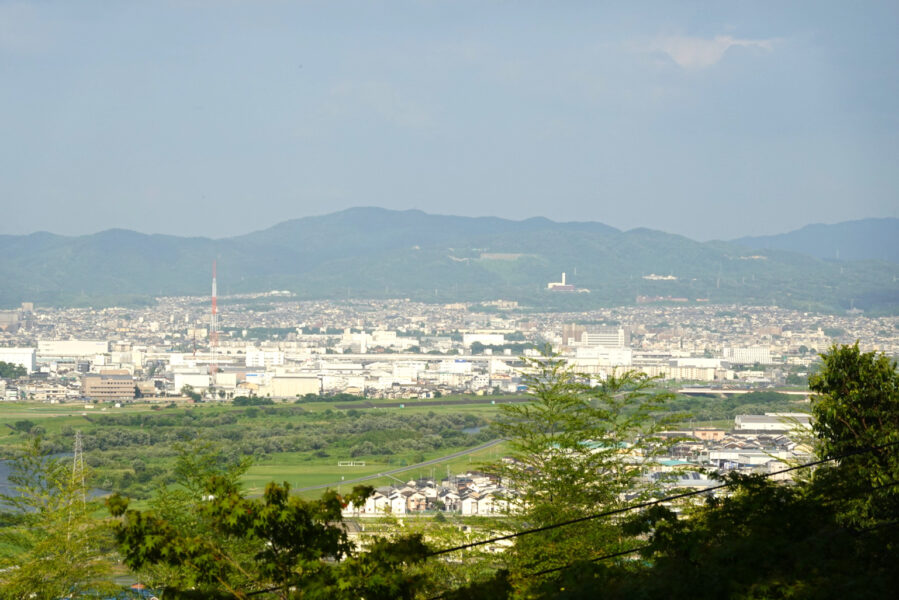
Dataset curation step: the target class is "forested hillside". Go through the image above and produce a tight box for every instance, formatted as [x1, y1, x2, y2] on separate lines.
[2, 208, 897, 312]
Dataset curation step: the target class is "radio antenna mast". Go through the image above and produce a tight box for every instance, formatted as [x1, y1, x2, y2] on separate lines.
[211, 260, 218, 382]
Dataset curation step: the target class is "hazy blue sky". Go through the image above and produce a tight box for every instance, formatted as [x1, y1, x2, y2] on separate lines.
[1, 1, 897, 240]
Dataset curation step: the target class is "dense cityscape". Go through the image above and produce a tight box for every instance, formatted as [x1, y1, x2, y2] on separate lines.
[1, 290, 896, 598]
[1, 292, 894, 519]
[2, 296, 896, 404]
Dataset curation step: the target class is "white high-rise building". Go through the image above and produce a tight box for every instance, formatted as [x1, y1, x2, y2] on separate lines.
[580, 328, 629, 348]
[724, 347, 773, 365]
[245, 348, 286, 368]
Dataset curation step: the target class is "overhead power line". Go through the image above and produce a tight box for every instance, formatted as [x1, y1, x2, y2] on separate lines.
[528, 544, 652, 577]
[241, 440, 899, 599]
[522, 479, 899, 580]
[426, 480, 899, 599]
[508, 517, 899, 591]
[427, 439, 899, 557]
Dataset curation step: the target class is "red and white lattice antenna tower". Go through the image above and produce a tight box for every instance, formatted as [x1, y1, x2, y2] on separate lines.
[211, 260, 218, 378]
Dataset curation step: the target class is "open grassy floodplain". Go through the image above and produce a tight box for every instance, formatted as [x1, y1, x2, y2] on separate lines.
[247, 441, 509, 499]
[0, 389, 805, 503]
[0, 397, 511, 501]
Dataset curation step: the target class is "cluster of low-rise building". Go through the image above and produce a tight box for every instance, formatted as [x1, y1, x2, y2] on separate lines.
[0, 297, 896, 404]
[345, 471, 512, 517]
[340, 411, 814, 518]
[663, 414, 812, 473]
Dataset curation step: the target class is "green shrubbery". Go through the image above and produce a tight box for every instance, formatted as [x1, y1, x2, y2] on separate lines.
[233, 395, 275, 406]
[19, 406, 489, 499]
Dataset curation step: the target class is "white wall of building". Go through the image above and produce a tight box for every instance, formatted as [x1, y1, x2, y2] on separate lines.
[174, 373, 212, 391]
[268, 376, 321, 398]
[214, 372, 238, 388]
[322, 375, 365, 393]
[580, 328, 627, 348]
[640, 365, 723, 382]
[438, 359, 472, 374]
[674, 357, 723, 369]
[245, 348, 285, 368]
[463, 333, 505, 347]
[0, 348, 36, 374]
[393, 361, 425, 382]
[38, 340, 108, 358]
[574, 346, 633, 366]
[724, 347, 774, 365]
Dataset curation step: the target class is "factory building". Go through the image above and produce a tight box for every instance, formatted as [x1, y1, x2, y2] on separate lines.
[268, 375, 321, 398]
[547, 272, 576, 292]
[38, 340, 109, 359]
[735, 413, 812, 432]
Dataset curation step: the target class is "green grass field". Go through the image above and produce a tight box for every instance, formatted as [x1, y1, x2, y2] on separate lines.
[0, 389, 772, 503]
[0, 399, 510, 500]
[286, 441, 510, 499]
[244, 441, 508, 494]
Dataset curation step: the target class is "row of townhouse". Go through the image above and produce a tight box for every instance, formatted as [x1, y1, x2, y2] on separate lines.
[343, 473, 515, 517]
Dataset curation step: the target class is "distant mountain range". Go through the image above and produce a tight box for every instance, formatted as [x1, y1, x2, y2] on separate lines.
[1, 208, 897, 313]
[733, 218, 899, 263]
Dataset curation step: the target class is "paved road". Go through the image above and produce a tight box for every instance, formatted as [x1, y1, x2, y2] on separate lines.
[295, 438, 504, 492]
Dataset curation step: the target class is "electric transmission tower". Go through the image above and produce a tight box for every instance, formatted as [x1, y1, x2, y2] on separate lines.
[72, 430, 86, 507]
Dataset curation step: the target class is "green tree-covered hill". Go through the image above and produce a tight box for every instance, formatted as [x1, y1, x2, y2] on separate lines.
[1, 208, 897, 312]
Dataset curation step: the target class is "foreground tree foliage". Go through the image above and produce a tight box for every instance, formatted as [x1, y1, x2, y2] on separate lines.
[484, 350, 678, 592]
[108, 475, 429, 599]
[121, 441, 257, 591]
[0, 438, 117, 600]
[516, 344, 899, 599]
[808, 342, 899, 526]
[527, 474, 898, 600]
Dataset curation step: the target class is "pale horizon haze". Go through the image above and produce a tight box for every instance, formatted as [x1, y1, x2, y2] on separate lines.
[1, 1, 897, 241]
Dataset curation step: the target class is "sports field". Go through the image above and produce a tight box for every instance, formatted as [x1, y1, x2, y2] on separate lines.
[245, 440, 508, 498]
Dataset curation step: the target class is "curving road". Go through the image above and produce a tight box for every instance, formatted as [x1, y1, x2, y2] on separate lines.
[295, 438, 504, 492]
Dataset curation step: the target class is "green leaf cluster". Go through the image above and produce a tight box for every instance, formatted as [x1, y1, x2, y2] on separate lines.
[0, 438, 117, 599]
[507, 344, 899, 599]
[108, 443, 430, 599]
[485, 350, 680, 582]
[0, 361, 26, 380]
[809, 343, 899, 526]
